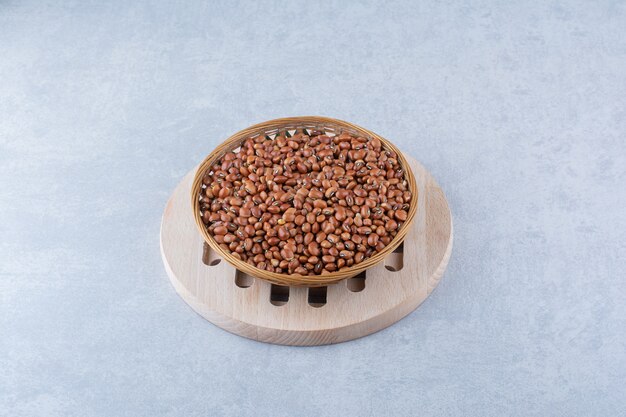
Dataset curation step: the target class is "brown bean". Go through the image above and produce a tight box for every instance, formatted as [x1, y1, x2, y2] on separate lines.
[201, 130, 411, 275]
[354, 252, 365, 264]
[339, 250, 353, 259]
[288, 259, 300, 270]
[336, 189, 350, 200]
[243, 180, 257, 194]
[244, 224, 255, 236]
[296, 162, 308, 174]
[278, 226, 290, 240]
[313, 199, 327, 209]
[394, 209, 407, 221]
[213, 226, 227, 235]
[280, 248, 294, 260]
[322, 222, 335, 235]
[307, 242, 320, 256]
[385, 219, 398, 232]
[327, 233, 339, 244]
[335, 207, 347, 221]
[251, 206, 262, 218]
[283, 209, 296, 223]
[367, 234, 379, 246]
[218, 188, 230, 198]
[309, 189, 323, 199]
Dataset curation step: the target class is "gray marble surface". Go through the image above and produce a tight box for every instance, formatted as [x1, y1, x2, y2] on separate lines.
[1, 1, 625, 416]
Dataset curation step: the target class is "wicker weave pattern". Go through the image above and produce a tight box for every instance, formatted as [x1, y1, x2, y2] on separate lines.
[191, 116, 418, 287]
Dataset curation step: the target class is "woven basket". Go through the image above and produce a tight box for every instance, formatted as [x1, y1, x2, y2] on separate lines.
[191, 116, 418, 287]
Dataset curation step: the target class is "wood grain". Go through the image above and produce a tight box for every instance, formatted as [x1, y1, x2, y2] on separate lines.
[160, 155, 453, 346]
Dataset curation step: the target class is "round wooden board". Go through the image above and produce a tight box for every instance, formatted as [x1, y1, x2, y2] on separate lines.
[160, 155, 453, 346]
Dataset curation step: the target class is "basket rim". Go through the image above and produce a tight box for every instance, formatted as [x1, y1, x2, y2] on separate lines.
[191, 116, 418, 287]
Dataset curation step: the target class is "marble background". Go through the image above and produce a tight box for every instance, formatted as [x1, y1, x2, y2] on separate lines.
[1, 1, 625, 416]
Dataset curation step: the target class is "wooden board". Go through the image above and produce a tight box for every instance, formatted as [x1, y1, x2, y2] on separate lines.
[160, 155, 453, 346]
